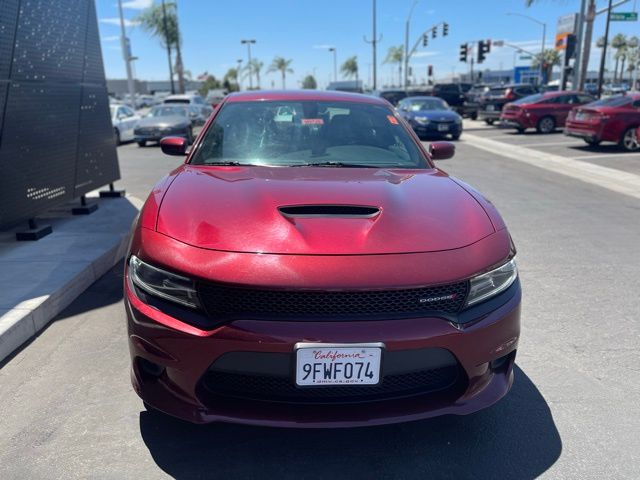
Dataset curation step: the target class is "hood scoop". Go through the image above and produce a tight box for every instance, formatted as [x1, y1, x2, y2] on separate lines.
[278, 204, 380, 219]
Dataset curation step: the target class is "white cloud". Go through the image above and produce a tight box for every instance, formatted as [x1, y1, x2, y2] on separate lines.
[100, 17, 140, 27]
[102, 35, 120, 42]
[120, 0, 153, 9]
[412, 51, 441, 58]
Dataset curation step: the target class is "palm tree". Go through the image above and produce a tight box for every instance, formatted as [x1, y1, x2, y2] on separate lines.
[224, 68, 240, 92]
[340, 56, 359, 82]
[626, 36, 639, 86]
[611, 34, 627, 82]
[384, 46, 403, 87]
[244, 59, 264, 89]
[532, 49, 561, 82]
[136, 2, 186, 93]
[267, 57, 293, 89]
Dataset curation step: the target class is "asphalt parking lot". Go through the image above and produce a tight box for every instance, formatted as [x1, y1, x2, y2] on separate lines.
[1, 129, 639, 479]
[463, 119, 640, 176]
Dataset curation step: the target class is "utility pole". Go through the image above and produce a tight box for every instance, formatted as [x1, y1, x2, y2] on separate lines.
[173, 0, 185, 93]
[241, 39, 256, 89]
[117, 0, 136, 108]
[161, 0, 175, 94]
[573, 0, 587, 89]
[364, 0, 382, 90]
[578, 0, 596, 91]
[597, 0, 613, 97]
[404, 0, 419, 90]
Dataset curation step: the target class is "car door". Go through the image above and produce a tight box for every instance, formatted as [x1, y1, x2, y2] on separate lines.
[120, 106, 140, 140]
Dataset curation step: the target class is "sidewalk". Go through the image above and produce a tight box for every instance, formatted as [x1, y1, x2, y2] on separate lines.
[0, 195, 142, 364]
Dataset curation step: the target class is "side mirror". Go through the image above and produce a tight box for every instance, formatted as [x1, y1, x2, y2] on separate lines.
[429, 141, 455, 160]
[160, 136, 188, 156]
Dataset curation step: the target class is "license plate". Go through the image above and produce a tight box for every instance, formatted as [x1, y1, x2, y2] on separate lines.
[295, 343, 383, 386]
[437, 124, 449, 132]
[486, 105, 495, 111]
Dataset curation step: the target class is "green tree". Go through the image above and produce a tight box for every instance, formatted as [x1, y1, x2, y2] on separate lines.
[223, 68, 240, 92]
[267, 57, 294, 89]
[611, 33, 627, 82]
[384, 46, 404, 87]
[532, 49, 561, 82]
[302, 75, 317, 89]
[244, 59, 264, 89]
[198, 75, 222, 97]
[340, 56, 359, 81]
[136, 2, 186, 93]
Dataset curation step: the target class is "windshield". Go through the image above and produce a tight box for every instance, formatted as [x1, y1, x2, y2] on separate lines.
[513, 93, 544, 105]
[148, 105, 189, 117]
[190, 100, 426, 168]
[408, 98, 449, 111]
[586, 95, 632, 108]
[489, 87, 508, 96]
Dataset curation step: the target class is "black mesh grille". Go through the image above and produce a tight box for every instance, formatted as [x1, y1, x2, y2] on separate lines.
[198, 282, 468, 320]
[202, 366, 461, 404]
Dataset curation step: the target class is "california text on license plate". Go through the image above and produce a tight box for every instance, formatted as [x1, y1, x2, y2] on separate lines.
[295, 343, 383, 386]
[437, 124, 449, 131]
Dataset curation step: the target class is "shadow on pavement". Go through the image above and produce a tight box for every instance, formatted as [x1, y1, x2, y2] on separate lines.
[567, 143, 624, 154]
[139, 366, 561, 480]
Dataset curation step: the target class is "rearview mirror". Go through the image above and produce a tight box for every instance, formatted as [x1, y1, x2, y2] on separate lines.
[160, 136, 188, 156]
[429, 141, 455, 160]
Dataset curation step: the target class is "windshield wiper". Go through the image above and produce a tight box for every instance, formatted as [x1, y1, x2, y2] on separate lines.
[202, 161, 257, 166]
[293, 161, 377, 168]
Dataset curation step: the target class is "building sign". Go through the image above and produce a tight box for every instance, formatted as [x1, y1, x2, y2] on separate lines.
[555, 13, 578, 51]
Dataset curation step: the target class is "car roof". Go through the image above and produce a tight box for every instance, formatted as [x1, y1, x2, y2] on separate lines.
[165, 94, 200, 100]
[404, 96, 442, 101]
[225, 89, 388, 105]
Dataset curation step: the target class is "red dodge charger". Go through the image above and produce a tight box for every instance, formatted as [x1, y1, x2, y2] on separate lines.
[125, 90, 521, 427]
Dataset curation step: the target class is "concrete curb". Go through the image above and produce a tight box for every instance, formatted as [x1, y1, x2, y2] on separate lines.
[0, 195, 142, 364]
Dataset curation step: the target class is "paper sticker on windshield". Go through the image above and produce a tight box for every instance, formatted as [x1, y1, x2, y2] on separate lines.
[302, 118, 324, 125]
[387, 115, 399, 125]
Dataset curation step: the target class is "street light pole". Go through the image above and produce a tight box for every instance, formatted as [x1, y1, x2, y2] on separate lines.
[329, 47, 337, 82]
[117, 0, 136, 108]
[597, 0, 613, 98]
[507, 13, 546, 84]
[404, 0, 419, 90]
[364, 0, 382, 90]
[236, 59, 243, 91]
[241, 39, 256, 89]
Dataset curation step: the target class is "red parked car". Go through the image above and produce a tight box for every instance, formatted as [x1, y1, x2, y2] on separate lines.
[565, 93, 640, 151]
[125, 90, 521, 427]
[500, 91, 595, 133]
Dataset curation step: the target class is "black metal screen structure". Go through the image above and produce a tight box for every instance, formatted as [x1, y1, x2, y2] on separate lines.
[0, 0, 119, 229]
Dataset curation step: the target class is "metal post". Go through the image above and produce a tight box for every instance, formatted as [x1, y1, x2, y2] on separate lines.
[117, 0, 135, 109]
[329, 47, 337, 82]
[573, 0, 587, 89]
[597, 0, 613, 98]
[161, 0, 175, 94]
[364, 0, 381, 90]
[540, 23, 546, 84]
[404, 0, 419, 90]
[241, 40, 256, 89]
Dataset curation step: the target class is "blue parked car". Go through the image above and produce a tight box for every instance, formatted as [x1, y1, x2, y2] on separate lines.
[396, 96, 463, 140]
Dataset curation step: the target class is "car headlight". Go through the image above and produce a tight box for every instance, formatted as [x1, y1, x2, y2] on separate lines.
[455, 117, 462, 124]
[128, 255, 201, 309]
[465, 258, 518, 307]
[414, 116, 430, 125]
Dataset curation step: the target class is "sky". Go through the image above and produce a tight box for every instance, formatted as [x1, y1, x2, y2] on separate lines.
[97, 0, 640, 89]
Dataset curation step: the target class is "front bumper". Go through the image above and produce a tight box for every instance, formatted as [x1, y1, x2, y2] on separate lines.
[127, 276, 521, 428]
[411, 123, 462, 137]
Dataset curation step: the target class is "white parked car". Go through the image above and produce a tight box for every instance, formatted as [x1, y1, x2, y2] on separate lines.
[110, 104, 141, 144]
[163, 94, 207, 106]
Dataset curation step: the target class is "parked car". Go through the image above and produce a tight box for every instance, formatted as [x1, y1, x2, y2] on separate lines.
[463, 84, 492, 120]
[110, 104, 140, 144]
[125, 89, 521, 427]
[479, 84, 539, 125]
[163, 93, 208, 106]
[565, 93, 640, 151]
[500, 91, 596, 133]
[205, 89, 228, 108]
[371, 89, 408, 106]
[397, 96, 462, 140]
[133, 105, 195, 147]
[432, 83, 473, 116]
[602, 83, 629, 96]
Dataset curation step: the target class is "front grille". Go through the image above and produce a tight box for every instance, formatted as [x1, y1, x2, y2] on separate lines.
[201, 366, 461, 404]
[197, 281, 468, 320]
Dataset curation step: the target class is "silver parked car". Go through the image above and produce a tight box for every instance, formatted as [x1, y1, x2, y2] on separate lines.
[110, 104, 140, 144]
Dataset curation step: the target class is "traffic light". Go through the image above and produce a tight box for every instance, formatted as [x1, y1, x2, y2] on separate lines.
[432, 27, 437, 39]
[423, 34, 428, 47]
[566, 34, 577, 59]
[443, 23, 449, 37]
[428, 65, 433, 77]
[459, 43, 468, 62]
[477, 39, 491, 63]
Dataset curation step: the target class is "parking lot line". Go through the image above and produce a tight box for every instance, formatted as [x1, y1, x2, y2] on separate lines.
[518, 141, 581, 148]
[463, 133, 640, 200]
[570, 153, 640, 160]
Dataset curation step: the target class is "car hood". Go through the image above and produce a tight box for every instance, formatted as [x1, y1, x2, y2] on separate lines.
[409, 110, 460, 121]
[136, 116, 189, 128]
[155, 166, 495, 255]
